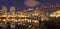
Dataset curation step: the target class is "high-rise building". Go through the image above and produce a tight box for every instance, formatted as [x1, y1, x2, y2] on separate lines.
[1, 5, 7, 14]
[10, 6, 15, 15]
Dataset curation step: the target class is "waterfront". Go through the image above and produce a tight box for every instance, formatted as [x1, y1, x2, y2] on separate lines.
[0, 4, 60, 29]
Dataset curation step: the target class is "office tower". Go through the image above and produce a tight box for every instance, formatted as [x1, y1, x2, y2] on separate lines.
[10, 6, 15, 15]
[1, 5, 7, 15]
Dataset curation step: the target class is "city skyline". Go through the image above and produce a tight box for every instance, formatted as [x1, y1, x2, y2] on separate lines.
[0, 0, 60, 10]
[0, 0, 60, 14]
[0, 5, 59, 15]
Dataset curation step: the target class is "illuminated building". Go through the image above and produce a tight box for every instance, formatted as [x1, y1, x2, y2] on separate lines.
[1, 5, 7, 17]
[1, 5, 7, 14]
[50, 6, 60, 17]
[10, 6, 16, 17]
[10, 6, 15, 14]
[0, 5, 59, 19]
[0, 5, 60, 29]
[0, 5, 58, 21]
[50, 10, 60, 17]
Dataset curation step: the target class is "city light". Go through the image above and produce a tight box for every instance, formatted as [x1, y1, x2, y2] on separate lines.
[50, 10, 60, 17]
[11, 19, 15, 21]
[8, 15, 10, 17]
[14, 20, 17, 22]
[11, 15, 14, 17]
[0, 0, 60, 29]
[18, 19, 21, 21]
[2, 15, 7, 17]
[3, 19, 6, 21]
[34, 20, 39, 23]
[0, 5, 60, 29]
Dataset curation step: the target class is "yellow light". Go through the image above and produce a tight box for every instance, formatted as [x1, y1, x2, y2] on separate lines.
[21, 15, 27, 17]
[15, 20, 17, 22]
[25, 19, 27, 21]
[18, 19, 21, 21]
[11, 19, 14, 21]
[18, 15, 20, 17]
[11, 15, 14, 17]
[3, 15, 7, 17]
[8, 15, 10, 17]
[50, 14, 56, 17]
[33, 13, 38, 16]
[50, 10, 60, 17]
[3, 19, 6, 21]
[34, 20, 39, 23]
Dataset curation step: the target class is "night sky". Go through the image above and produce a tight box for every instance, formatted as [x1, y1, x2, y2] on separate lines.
[0, 0, 60, 12]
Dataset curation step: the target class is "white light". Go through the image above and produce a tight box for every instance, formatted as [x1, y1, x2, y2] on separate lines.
[27, 19, 32, 23]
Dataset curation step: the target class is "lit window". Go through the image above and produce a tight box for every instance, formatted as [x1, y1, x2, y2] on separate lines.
[27, 19, 32, 23]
